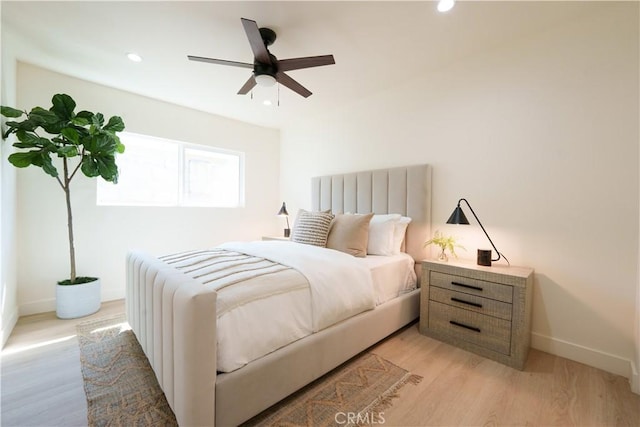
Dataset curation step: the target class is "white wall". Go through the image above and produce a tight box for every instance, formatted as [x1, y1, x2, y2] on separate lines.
[281, 4, 639, 380]
[1, 24, 19, 346]
[14, 63, 281, 315]
[635, 89, 640, 392]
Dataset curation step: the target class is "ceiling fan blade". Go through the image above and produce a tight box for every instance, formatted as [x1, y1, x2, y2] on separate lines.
[188, 55, 253, 69]
[277, 55, 335, 72]
[241, 18, 271, 64]
[276, 72, 312, 98]
[238, 75, 257, 95]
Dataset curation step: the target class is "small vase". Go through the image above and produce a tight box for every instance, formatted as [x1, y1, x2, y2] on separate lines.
[438, 248, 448, 262]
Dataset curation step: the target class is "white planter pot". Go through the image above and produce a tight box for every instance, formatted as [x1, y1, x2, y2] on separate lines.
[56, 278, 101, 319]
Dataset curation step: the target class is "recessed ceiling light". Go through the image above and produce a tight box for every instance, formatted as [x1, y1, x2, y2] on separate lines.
[127, 53, 142, 62]
[437, 0, 455, 13]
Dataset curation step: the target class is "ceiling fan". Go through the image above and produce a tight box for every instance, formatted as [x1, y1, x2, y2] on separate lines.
[188, 18, 335, 98]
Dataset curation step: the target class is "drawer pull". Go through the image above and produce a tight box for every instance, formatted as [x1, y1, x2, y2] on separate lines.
[451, 297, 483, 308]
[451, 281, 483, 292]
[450, 320, 481, 333]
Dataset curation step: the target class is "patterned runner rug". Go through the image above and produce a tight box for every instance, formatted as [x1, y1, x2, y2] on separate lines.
[243, 352, 423, 426]
[76, 314, 178, 426]
[77, 315, 421, 427]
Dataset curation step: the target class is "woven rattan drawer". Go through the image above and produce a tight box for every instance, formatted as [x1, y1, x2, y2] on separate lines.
[420, 261, 534, 369]
[428, 300, 512, 355]
[429, 286, 512, 321]
[430, 271, 513, 303]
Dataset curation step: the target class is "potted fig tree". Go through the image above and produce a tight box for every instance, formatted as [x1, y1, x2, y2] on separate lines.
[1, 94, 125, 318]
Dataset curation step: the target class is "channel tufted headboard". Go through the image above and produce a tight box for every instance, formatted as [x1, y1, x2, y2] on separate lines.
[311, 164, 432, 264]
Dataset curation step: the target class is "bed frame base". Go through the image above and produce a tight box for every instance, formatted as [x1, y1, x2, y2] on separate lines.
[216, 289, 419, 426]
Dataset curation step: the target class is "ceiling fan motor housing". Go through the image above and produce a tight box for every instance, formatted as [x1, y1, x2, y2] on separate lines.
[259, 27, 277, 46]
[254, 53, 278, 78]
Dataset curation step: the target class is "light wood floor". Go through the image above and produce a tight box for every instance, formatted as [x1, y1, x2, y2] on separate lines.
[1, 299, 638, 426]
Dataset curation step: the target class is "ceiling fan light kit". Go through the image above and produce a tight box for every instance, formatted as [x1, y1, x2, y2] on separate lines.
[188, 18, 335, 98]
[255, 74, 277, 87]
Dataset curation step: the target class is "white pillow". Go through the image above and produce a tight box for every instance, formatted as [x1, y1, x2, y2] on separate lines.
[367, 214, 401, 256]
[392, 216, 412, 254]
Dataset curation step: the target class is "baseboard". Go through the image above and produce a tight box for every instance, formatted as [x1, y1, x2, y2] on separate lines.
[102, 288, 125, 303]
[531, 332, 633, 380]
[1, 306, 19, 348]
[18, 288, 125, 317]
[630, 360, 639, 395]
[19, 297, 56, 317]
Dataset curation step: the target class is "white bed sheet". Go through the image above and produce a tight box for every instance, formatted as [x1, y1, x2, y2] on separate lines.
[359, 253, 417, 305]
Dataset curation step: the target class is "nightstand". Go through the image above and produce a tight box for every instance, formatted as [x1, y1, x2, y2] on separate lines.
[419, 260, 533, 370]
[261, 236, 290, 241]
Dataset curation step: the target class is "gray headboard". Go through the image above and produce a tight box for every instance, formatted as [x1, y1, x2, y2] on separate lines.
[311, 164, 432, 264]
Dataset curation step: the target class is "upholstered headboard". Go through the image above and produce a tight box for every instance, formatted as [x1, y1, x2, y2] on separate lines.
[311, 164, 432, 264]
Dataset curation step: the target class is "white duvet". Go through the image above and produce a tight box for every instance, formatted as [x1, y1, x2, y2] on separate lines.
[219, 241, 376, 332]
[164, 241, 376, 372]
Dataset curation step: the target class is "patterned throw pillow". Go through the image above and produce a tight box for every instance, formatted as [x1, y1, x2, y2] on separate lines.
[291, 209, 335, 247]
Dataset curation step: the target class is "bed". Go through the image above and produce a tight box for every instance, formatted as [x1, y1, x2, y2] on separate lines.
[126, 164, 432, 426]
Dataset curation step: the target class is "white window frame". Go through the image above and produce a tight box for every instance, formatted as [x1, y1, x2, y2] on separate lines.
[97, 132, 245, 208]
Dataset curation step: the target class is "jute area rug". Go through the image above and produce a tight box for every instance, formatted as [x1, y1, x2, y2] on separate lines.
[77, 314, 177, 427]
[78, 315, 422, 427]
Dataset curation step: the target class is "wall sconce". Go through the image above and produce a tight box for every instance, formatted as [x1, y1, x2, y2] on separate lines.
[277, 202, 290, 237]
[447, 198, 509, 266]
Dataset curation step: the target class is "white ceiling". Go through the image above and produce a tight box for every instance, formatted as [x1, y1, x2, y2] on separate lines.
[1, 1, 610, 130]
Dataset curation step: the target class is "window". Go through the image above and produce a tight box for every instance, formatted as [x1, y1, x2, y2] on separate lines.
[97, 132, 244, 207]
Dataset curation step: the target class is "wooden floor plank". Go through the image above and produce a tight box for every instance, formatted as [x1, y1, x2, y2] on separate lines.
[1, 300, 639, 426]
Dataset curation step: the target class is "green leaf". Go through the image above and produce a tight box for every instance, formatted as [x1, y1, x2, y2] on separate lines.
[29, 107, 59, 125]
[80, 156, 100, 177]
[40, 153, 58, 177]
[15, 131, 52, 149]
[8, 150, 59, 177]
[57, 145, 79, 158]
[8, 151, 39, 168]
[15, 130, 42, 146]
[86, 133, 117, 154]
[13, 142, 38, 149]
[71, 116, 89, 126]
[0, 106, 24, 118]
[96, 155, 118, 182]
[76, 110, 93, 119]
[41, 139, 58, 151]
[92, 113, 104, 128]
[50, 94, 76, 120]
[103, 116, 125, 132]
[2, 127, 14, 139]
[6, 119, 38, 132]
[60, 127, 80, 144]
[41, 120, 65, 135]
